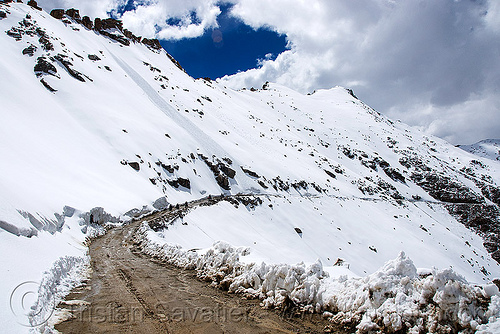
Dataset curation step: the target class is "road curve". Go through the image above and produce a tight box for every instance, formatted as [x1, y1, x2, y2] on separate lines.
[54, 196, 347, 333]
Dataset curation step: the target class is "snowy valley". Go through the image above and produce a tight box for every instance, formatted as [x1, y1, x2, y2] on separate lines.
[1, 2, 500, 333]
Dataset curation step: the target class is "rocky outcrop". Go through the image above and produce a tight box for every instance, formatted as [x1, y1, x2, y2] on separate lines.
[40, 78, 56, 92]
[65, 8, 80, 20]
[142, 37, 162, 50]
[22, 43, 36, 56]
[27, 0, 41, 10]
[49, 9, 64, 19]
[53, 54, 86, 82]
[34, 56, 57, 76]
[81, 16, 92, 29]
[411, 172, 483, 204]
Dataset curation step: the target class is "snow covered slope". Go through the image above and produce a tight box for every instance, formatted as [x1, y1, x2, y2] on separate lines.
[1, 2, 500, 332]
[459, 139, 500, 162]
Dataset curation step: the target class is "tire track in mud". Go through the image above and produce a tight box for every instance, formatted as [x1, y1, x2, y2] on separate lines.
[54, 195, 349, 334]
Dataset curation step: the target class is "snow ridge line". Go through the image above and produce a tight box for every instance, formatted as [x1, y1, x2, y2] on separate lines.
[131, 195, 500, 333]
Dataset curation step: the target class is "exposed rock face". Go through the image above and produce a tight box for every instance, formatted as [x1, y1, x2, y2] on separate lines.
[93, 17, 102, 31]
[411, 172, 483, 204]
[6, 27, 22, 40]
[34, 57, 57, 76]
[123, 29, 140, 43]
[40, 78, 56, 92]
[53, 54, 86, 82]
[87, 54, 100, 61]
[0, 11, 7, 19]
[177, 177, 191, 189]
[49, 9, 64, 19]
[65, 8, 80, 20]
[216, 173, 230, 190]
[142, 37, 162, 50]
[128, 162, 140, 171]
[98, 18, 123, 31]
[22, 43, 36, 56]
[241, 166, 259, 178]
[81, 16, 92, 29]
[27, 0, 41, 10]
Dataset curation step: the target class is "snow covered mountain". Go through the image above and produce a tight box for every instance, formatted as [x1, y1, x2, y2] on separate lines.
[459, 139, 500, 162]
[2, 2, 500, 332]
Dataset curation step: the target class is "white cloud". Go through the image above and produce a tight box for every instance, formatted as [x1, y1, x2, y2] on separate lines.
[119, 1, 221, 40]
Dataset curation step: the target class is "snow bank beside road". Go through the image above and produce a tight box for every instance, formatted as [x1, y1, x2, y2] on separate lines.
[138, 222, 500, 333]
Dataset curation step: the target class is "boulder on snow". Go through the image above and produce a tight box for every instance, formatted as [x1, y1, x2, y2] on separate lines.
[128, 161, 140, 171]
[0, 11, 7, 19]
[87, 54, 101, 61]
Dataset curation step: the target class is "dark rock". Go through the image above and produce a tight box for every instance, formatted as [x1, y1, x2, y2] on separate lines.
[142, 37, 162, 50]
[346, 88, 358, 99]
[27, 0, 41, 10]
[87, 54, 101, 61]
[99, 30, 130, 46]
[481, 184, 500, 206]
[177, 177, 191, 189]
[34, 57, 57, 76]
[96, 18, 123, 31]
[22, 44, 37, 56]
[411, 172, 483, 204]
[104, 65, 112, 71]
[6, 27, 23, 40]
[216, 174, 230, 190]
[49, 9, 64, 19]
[81, 16, 93, 29]
[65, 8, 80, 20]
[324, 169, 336, 179]
[218, 163, 236, 178]
[40, 78, 56, 92]
[0, 11, 7, 19]
[94, 17, 102, 31]
[258, 180, 268, 189]
[383, 167, 405, 183]
[36, 27, 54, 51]
[123, 29, 140, 43]
[53, 54, 86, 82]
[241, 166, 259, 178]
[128, 162, 140, 171]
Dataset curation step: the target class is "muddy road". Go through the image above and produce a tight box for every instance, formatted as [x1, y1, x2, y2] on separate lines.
[55, 198, 348, 333]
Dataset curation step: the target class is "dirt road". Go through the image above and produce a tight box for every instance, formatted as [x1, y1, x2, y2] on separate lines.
[55, 198, 348, 333]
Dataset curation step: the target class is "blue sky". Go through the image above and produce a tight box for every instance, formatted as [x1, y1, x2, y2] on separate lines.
[159, 4, 287, 80]
[36, 0, 500, 144]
